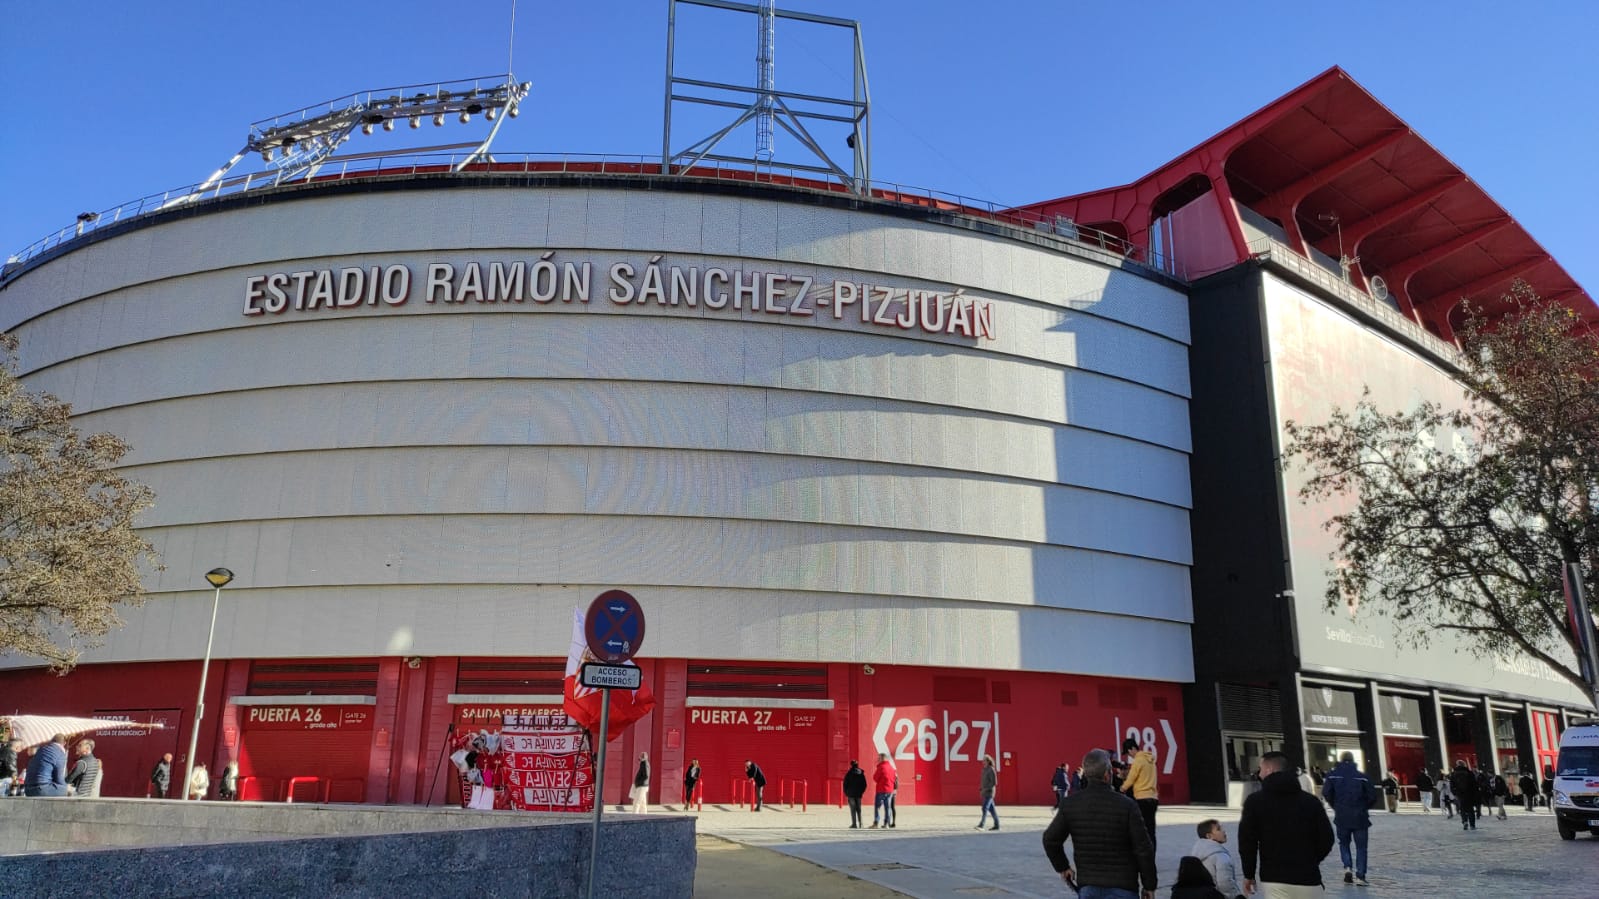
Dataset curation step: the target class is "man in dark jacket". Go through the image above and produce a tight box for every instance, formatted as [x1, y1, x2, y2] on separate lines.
[1449, 760, 1479, 830]
[1474, 768, 1492, 821]
[67, 739, 101, 797]
[744, 759, 766, 811]
[1415, 769, 1434, 813]
[1239, 751, 1334, 897]
[24, 734, 70, 797]
[1518, 772, 1537, 812]
[150, 752, 173, 799]
[842, 760, 868, 828]
[683, 758, 701, 808]
[1041, 748, 1156, 899]
[1321, 752, 1375, 885]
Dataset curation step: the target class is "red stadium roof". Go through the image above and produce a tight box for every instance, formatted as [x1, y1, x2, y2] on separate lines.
[1017, 67, 1594, 341]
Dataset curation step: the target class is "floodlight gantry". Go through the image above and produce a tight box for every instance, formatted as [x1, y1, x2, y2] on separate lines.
[178, 75, 532, 206]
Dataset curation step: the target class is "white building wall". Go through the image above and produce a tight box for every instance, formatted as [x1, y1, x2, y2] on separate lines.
[0, 184, 1194, 681]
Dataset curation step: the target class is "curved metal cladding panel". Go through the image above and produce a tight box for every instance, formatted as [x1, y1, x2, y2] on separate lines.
[0, 183, 1194, 682]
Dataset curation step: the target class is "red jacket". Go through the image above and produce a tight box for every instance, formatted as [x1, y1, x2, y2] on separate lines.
[873, 759, 896, 793]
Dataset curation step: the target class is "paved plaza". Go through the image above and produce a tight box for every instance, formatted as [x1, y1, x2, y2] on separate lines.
[688, 799, 1599, 898]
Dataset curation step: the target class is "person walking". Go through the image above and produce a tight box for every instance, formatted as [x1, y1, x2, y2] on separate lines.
[744, 759, 766, 811]
[1380, 772, 1399, 813]
[1041, 748, 1157, 899]
[1189, 819, 1242, 899]
[869, 753, 894, 829]
[1239, 751, 1334, 899]
[1119, 737, 1159, 851]
[1053, 762, 1071, 809]
[630, 751, 650, 814]
[1449, 760, 1479, 831]
[0, 738, 21, 795]
[218, 763, 238, 801]
[1489, 772, 1508, 820]
[1439, 773, 1455, 819]
[842, 760, 867, 828]
[67, 739, 101, 797]
[1518, 772, 1537, 812]
[977, 755, 1000, 830]
[1321, 751, 1375, 886]
[1416, 769, 1434, 813]
[682, 758, 701, 809]
[1474, 768, 1491, 822]
[24, 734, 70, 797]
[149, 752, 173, 799]
[187, 764, 210, 800]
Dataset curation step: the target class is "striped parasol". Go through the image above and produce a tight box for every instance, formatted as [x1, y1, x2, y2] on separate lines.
[0, 714, 164, 749]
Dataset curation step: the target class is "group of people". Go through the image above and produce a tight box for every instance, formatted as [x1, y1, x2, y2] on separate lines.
[147, 752, 237, 800]
[839, 753, 899, 828]
[0, 735, 239, 801]
[3, 734, 103, 798]
[1040, 747, 1347, 899]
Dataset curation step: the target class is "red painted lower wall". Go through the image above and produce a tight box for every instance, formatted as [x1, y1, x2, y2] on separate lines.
[0, 658, 1189, 806]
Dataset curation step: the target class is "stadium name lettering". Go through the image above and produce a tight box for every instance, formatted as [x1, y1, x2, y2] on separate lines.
[242, 255, 996, 341]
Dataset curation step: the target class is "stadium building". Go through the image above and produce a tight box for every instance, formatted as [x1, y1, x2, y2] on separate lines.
[0, 55, 1592, 807]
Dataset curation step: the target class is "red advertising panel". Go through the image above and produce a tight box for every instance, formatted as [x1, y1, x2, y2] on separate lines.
[853, 667, 1189, 806]
[241, 704, 374, 731]
[91, 708, 180, 798]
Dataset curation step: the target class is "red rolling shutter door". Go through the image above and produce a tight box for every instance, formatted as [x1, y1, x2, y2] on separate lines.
[685, 708, 827, 804]
[236, 730, 371, 801]
[235, 705, 374, 802]
[684, 663, 831, 804]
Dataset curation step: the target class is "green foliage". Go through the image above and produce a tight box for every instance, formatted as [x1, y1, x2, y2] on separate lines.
[1284, 283, 1599, 694]
[0, 332, 161, 667]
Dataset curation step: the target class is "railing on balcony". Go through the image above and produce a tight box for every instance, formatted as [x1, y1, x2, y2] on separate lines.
[1246, 236, 1461, 364]
[6, 152, 1179, 280]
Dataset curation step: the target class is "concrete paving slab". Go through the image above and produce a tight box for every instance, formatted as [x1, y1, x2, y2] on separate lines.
[690, 801, 1599, 899]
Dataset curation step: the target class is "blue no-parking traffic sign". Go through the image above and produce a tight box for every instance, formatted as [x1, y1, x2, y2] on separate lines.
[584, 589, 645, 663]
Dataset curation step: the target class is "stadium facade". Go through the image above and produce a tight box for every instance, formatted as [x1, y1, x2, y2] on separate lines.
[0, 65, 1592, 806]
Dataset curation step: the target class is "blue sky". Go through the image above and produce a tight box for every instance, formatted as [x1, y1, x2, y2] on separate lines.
[2, 1, 1595, 295]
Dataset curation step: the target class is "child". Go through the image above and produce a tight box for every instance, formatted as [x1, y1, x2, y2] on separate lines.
[1188, 818, 1242, 899]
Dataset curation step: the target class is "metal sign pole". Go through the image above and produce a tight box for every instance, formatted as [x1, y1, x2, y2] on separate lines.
[585, 688, 612, 899]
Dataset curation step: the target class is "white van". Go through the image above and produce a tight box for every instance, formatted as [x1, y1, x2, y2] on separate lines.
[1553, 719, 1599, 840]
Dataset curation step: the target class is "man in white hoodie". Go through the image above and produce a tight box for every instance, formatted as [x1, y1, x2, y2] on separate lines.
[1190, 819, 1243, 899]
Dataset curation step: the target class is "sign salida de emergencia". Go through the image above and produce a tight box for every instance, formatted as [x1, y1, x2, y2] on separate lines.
[242, 253, 996, 341]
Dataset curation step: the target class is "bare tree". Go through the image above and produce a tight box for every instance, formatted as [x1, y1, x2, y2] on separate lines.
[1284, 283, 1599, 699]
[1, 332, 160, 667]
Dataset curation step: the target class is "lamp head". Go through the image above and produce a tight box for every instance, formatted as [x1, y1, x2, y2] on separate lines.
[205, 568, 235, 589]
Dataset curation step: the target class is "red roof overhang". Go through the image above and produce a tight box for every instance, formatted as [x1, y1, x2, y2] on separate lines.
[1016, 67, 1595, 338]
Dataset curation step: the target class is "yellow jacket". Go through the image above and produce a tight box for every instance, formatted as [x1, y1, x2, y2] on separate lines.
[1121, 750, 1157, 800]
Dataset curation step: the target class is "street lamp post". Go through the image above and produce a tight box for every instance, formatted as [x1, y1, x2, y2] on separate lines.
[184, 567, 234, 798]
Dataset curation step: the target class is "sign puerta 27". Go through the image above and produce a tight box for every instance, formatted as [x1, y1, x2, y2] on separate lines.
[241, 254, 997, 341]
